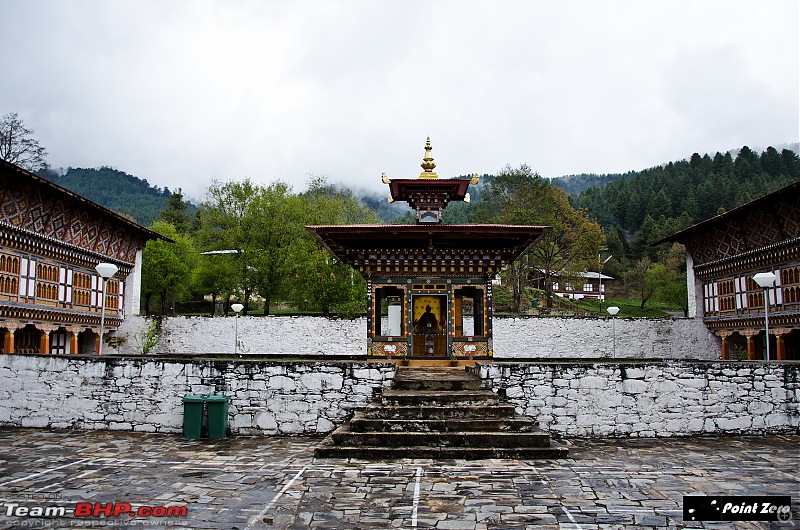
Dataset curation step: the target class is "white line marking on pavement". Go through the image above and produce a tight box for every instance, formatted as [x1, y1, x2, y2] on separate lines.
[527, 462, 548, 485]
[411, 466, 423, 528]
[562, 505, 584, 530]
[0, 458, 92, 487]
[246, 465, 307, 529]
[526, 462, 583, 529]
[74, 469, 97, 479]
[32, 482, 62, 493]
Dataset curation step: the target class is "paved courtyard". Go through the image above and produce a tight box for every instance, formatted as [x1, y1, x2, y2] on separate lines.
[0, 428, 797, 529]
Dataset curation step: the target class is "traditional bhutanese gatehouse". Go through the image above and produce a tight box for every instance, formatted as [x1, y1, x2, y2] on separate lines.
[0, 159, 163, 354]
[658, 180, 800, 360]
[308, 139, 548, 363]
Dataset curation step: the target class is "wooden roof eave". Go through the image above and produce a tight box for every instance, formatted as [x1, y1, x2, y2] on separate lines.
[306, 224, 550, 266]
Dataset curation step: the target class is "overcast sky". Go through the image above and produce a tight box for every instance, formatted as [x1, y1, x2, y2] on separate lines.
[1, 0, 797, 200]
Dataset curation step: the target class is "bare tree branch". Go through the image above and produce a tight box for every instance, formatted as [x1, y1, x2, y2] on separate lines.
[0, 112, 49, 171]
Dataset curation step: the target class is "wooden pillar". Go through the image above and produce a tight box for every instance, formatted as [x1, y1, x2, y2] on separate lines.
[3, 330, 14, 354]
[39, 330, 49, 354]
[774, 328, 790, 361]
[742, 330, 759, 360]
[453, 294, 462, 338]
[38, 325, 57, 354]
[68, 326, 81, 355]
[2, 321, 22, 354]
[94, 332, 101, 355]
[717, 331, 733, 360]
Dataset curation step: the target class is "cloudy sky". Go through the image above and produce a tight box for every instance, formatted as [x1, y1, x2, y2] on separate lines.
[1, 0, 797, 200]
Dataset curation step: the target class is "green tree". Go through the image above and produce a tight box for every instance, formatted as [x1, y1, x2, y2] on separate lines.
[474, 164, 604, 311]
[197, 179, 307, 315]
[655, 243, 688, 314]
[631, 215, 659, 260]
[625, 257, 664, 310]
[196, 179, 256, 312]
[0, 112, 48, 171]
[192, 252, 237, 315]
[160, 188, 192, 233]
[248, 183, 305, 315]
[141, 221, 197, 315]
[287, 177, 380, 316]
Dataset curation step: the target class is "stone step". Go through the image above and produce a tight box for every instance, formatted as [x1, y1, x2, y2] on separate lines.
[329, 421, 554, 448]
[314, 436, 569, 460]
[349, 416, 540, 433]
[359, 403, 518, 420]
[381, 389, 500, 406]
[392, 367, 482, 391]
[314, 366, 568, 460]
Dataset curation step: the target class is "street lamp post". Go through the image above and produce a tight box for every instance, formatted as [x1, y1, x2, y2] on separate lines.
[752, 272, 777, 362]
[598, 253, 612, 313]
[607, 306, 620, 359]
[231, 303, 244, 354]
[95, 263, 119, 355]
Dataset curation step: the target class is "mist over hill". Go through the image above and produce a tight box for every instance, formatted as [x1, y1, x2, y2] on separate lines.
[34, 143, 799, 233]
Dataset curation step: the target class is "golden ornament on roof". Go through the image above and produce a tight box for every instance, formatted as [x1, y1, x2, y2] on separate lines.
[418, 136, 438, 179]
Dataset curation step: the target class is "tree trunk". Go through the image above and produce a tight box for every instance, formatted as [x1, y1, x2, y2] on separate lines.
[263, 291, 271, 316]
[508, 260, 525, 313]
[542, 268, 555, 309]
[209, 291, 218, 316]
[143, 293, 152, 316]
[243, 289, 251, 315]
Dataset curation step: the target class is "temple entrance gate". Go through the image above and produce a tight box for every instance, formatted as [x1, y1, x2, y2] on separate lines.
[307, 138, 548, 363]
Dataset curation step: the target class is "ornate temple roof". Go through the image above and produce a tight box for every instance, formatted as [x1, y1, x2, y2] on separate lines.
[308, 223, 548, 278]
[307, 138, 549, 278]
[381, 138, 479, 222]
[308, 223, 547, 255]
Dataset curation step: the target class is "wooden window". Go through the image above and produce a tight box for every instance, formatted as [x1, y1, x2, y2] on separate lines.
[50, 331, 67, 354]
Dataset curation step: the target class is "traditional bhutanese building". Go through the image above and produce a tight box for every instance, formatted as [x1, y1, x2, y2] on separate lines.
[0, 159, 162, 354]
[658, 180, 800, 360]
[550, 271, 614, 302]
[308, 139, 548, 363]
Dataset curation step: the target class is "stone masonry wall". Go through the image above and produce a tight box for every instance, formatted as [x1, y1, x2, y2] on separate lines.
[0, 355, 394, 435]
[492, 317, 719, 359]
[475, 362, 800, 437]
[2, 354, 797, 439]
[112, 315, 720, 360]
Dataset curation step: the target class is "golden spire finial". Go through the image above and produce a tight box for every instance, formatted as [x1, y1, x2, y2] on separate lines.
[418, 136, 438, 179]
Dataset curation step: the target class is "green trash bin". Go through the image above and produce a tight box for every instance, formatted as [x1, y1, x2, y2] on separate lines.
[531, 299, 539, 309]
[205, 395, 230, 439]
[182, 395, 206, 440]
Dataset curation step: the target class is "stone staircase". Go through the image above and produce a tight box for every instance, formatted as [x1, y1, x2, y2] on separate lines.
[314, 366, 568, 459]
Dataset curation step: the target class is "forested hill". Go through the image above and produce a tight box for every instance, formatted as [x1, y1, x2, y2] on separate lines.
[570, 145, 800, 243]
[32, 145, 798, 232]
[550, 172, 632, 195]
[38, 167, 194, 226]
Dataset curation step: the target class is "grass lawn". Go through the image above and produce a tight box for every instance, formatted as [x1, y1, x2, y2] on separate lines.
[575, 297, 685, 318]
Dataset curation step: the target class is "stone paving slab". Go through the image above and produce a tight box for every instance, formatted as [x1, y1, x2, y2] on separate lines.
[0, 428, 797, 529]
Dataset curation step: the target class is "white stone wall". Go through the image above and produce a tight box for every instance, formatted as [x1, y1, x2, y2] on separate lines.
[110, 315, 720, 360]
[492, 317, 720, 360]
[112, 315, 366, 356]
[2, 355, 796, 439]
[475, 362, 800, 437]
[0, 355, 394, 435]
